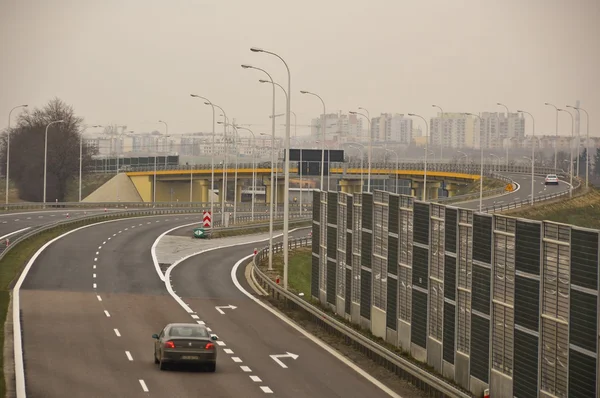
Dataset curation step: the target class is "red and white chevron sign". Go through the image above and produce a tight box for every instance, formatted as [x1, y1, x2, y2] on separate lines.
[202, 211, 212, 228]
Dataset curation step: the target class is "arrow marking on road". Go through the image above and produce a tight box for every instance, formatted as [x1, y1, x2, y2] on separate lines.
[215, 304, 237, 314]
[269, 352, 299, 368]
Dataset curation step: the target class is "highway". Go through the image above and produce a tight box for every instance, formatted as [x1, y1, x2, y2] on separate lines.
[166, 236, 404, 397]
[454, 173, 570, 210]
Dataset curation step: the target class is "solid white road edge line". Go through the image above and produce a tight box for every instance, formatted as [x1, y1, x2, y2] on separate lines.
[231, 254, 403, 398]
[11, 213, 200, 398]
[0, 227, 31, 242]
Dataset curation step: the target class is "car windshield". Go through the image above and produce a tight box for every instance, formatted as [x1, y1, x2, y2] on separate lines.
[168, 325, 209, 338]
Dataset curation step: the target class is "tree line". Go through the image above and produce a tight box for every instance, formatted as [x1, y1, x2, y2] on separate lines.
[1, 98, 98, 202]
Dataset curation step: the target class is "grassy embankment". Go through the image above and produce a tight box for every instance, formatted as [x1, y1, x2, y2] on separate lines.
[0, 174, 113, 205]
[505, 186, 600, 229]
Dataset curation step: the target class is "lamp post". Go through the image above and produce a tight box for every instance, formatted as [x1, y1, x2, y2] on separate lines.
[349, 143, 365, 190]
[497, 103, 510, 168]
[517, 110, 535, 206]
[237, 126, 257, 221]
[408, 113, 430, 201]
[349, 111, 371, 192]
[457, 150, 468, 164]
[205, 104, 228, 217]
[432, 104, 444, 161]
[463, 113, 484, 211]
[385, 148, 399, 194]
[558, 108, 575, 198]
[300, 90, 326, 191]
[566, 105, 581, 179]
[191, 94, 217, 218]
[219, 121, 240, 223]
[572, 106, 590, 188]
[544, 103, 559, 171]
[242, 64, 276, 270]
[43, 120, 65, 205]
[6, 104, 28, 205]
[490, 153, 500, 172]
[79, 124, 102, 202]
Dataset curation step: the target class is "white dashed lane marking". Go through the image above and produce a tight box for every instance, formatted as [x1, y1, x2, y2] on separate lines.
[114, 329, 121, 337]
[223, 349, 234, 354]
[250, 376, 262, 382]
[97, 295, 102, 302]
[216, 341, 226, 346]
[139, 380, 149, 392]
[125, 351, 133, 361]
[260, 386, 273, 394]
[93, 274, 96, 278]
[240, 366, 251, 372]
[232, 357, 242, 363]
[93, 283, 97, 289]
[104, 310, 111, 317]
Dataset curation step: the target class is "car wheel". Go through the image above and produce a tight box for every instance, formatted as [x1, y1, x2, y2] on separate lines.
[206, 363, 216, 372]
[159, 360, 168, 371]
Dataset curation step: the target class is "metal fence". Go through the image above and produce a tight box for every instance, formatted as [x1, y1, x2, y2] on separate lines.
[309, 189, 599, 398]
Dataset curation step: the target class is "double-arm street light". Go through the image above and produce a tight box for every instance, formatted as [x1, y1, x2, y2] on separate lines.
[6, 104, 28, 205]
[219, 121, 241, 223]
[385, 148, 399, 194]
[497, 103, 511, 168]
[242, 64, 276, 270]
[544, 102, 560, 171]
[566, 105, 582, 179]
[517, 110, 536, 206]
[300, 90, 327, 191]
[463, 113, 484, 211]
[190, 94, 217, 220]
[236, 126, 257, 221]
[349, 110, 371, 192]
[251, 47, 292, 290]
[572, 106, 590, 188]
[43, 120, 66, 205]
[558, 108, 575, 198]
[432, 104, 444, 160]
[408, 113, 429, 201]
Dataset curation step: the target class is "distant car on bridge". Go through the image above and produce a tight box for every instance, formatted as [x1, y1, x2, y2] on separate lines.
[544, 174, 559, 185]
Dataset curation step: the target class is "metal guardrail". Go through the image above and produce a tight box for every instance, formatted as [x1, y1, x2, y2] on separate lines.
[252, 237, 471, 398]
[97, 161, 565, 177]
[434, 172, 515, 204]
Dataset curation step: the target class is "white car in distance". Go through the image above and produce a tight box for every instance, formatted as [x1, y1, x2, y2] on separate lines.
[544, 174, 559, 185]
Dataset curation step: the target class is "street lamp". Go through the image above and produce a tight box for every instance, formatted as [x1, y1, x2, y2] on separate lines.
[566, 105, 581, 178]
[457, 150, 468, 164]
[463, 113, 484, 211]
[6, 104, 28, 205]
[544, 102, 559, 171]
[572, 106, 590, 188]
[408, 113, 429, 201]
[348, 143, 365, 191]
[237, 126, 257, 221]
[432, 104, 444, 160]
[242, 64, 276, 270]
[219, 121, 241, 223]
[79, 124, 102, 202]
[349, 110, 372, 191]
[43, 120, 66, 205]
[558, 108, 575, 198]
[497, 103, 510, 168]
[517, 110, 536, 206]
[191, 94, 217, 218]
[300, 90, 327, 191]
[490, 153, 500, 172]
[205, 103, 228, 217]
[385, 148, 399, 194]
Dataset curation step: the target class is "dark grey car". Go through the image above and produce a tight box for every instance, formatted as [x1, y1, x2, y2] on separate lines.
[152, 323, 218, 371]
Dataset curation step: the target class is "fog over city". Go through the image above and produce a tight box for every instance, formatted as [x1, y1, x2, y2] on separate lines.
[1, 0, 598, 138]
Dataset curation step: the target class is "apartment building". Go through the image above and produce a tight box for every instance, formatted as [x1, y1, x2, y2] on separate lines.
[369, 113, 412, 144]
[310, 112, 363, 144]
[429, 113, 476, 148]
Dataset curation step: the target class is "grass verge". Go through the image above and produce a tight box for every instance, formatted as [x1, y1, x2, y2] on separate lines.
[211, 220, 311, 238]
[458, 176, 506, 195]
[504, 187, 600, 229]
[257, 250, 470, 396]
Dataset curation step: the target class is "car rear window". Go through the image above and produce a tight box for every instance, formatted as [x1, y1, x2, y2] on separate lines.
[169, 326, 209, 337]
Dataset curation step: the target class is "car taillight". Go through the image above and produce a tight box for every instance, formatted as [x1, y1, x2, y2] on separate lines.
[205, 343, 214, 349]
[165, 341, 175, 349]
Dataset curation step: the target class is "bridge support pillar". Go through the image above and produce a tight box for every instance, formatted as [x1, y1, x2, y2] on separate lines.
[263, 178, 285, 204]
[444, 183, 460, 198]
[339, 179, 363, 194]
[198, 179, 210, 203]
[411, 180, 441, 200]
[235, 180, 243, 203]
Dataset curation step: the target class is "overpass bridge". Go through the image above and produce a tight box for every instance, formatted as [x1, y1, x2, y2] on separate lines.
[88, 162, 560, 204]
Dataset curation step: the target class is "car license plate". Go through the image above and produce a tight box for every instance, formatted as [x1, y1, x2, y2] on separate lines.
[181, 355, 199, 360]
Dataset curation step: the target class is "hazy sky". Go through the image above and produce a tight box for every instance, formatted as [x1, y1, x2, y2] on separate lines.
[1, 0, 598, 138]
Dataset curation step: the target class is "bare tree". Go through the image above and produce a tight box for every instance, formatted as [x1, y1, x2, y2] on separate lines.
[0, 97, 97, 202]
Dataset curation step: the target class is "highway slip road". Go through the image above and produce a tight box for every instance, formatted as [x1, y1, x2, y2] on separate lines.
[456, 172, 570, 210]
[167, 240, 403, 398]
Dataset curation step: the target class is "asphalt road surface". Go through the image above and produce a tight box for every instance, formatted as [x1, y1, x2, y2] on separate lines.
[18, 215, 303, 397]
[454, 173, 570, 210]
